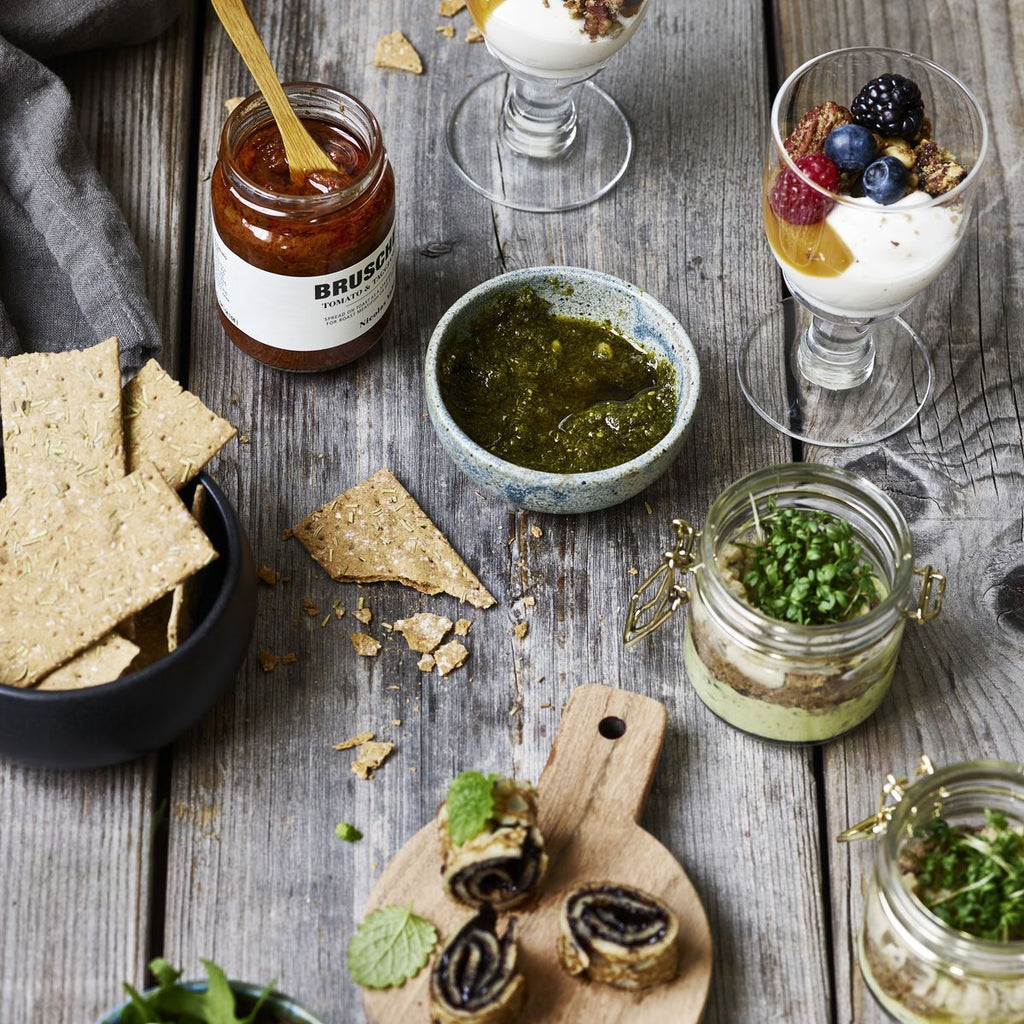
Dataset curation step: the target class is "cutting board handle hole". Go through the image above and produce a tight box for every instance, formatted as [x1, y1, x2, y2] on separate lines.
[598, 715, 627, 740]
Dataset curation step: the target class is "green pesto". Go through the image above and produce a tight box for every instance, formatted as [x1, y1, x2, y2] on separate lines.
[438, 286, 678, 474]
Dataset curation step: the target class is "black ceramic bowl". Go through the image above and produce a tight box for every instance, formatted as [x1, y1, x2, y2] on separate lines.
[0, 472, 256, 770]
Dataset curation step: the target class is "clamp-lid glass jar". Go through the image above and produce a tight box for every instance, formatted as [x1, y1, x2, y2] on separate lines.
[211, 83, 396, 371]
[842, 758, 1024, 1023]
[624, 463, 945, 743]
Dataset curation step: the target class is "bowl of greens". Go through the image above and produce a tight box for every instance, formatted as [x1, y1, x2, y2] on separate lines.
[97, 959, 326, 1024]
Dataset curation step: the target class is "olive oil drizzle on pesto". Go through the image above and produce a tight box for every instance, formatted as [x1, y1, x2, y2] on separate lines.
[439, 286, 678, 474]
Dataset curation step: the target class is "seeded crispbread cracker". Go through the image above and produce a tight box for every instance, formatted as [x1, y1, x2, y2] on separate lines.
[168, 483, 209, 652]
[0, 462, 218, 688]
[122, 360, 236, 489]
[0, 336, 124, 500]
[36, 633, 140, 691]
[374, 31, 423, 74]
[290, 469, 496, 609]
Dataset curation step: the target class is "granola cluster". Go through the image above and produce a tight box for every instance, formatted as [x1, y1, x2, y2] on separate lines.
[563, 0, 642, 38]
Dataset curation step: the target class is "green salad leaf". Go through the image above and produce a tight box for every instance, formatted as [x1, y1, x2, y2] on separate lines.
[347, 905, 438, 989]
[739, 497, 879, 626]
[446, 770, 500, 846]
[335, 822, 363, 842]
[117, 958, 274, 1024]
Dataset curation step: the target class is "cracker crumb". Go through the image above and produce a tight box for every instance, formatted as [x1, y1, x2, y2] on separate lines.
[434, 639, 469, 676]
[540, 701, 555, 709]
[302, 597, 320, 616]
[353, 607, 372, 625]
[522, 596, 536, 608]
[644, 501, 653, 516]
[282, 527, 294, 541]
[350, 633, 382, 657]
[509, 702, 523, 717]
[239, 434, 250, 445]
[374, 31, 424, 74]
[351, 740, 395, 780]
[466, 25, 483, 42]
[281, 652, 298, 664]
[436, 24, 456, 36]
[513, 622, 529, 640]
[391, 718, 403, 726]
[629, 567, 639, 576]
[258, 649, 279, 673]
[394, 612, 453, 653]
[453, 618, 472, 636]
[530, 525, 543, 538]
[333, 731, 374, 751]
[332, 600, 346, 619]
[418, 653, 436, 672]
[439, 0, 466, 13]
[257, 564, 280, 585]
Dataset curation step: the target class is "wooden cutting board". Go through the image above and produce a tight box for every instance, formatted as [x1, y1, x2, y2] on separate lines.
[363, 683, 713, 1023]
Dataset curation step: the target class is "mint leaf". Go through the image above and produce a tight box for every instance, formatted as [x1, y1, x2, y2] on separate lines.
[335, 822, 363, 842]
[446, 770, 500, 846]
[148, 958, 181, 988]
[347, 905, 437, 989]
[121, 983, 164, 1024]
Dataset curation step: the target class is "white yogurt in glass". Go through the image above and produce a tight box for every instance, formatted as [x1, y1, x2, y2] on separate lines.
[779, 191, 964, 319]
[470, 0, 648, 79]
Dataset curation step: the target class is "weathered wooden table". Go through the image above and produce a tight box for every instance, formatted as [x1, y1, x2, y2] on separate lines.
[3, 1, 1022, 1021]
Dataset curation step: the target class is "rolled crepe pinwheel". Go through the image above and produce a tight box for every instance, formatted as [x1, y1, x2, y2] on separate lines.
[557, 881, 680, 990]
[429, 906, 526, 1024]
[438, 778, 549, 911]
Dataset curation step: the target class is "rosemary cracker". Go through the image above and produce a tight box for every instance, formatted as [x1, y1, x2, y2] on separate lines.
[0, 336, 124, 499]
[0, 463, 217, 688]
[123, 360, 236, 489]
[36, 633, 140, 691]
[290, 469, 496, 609]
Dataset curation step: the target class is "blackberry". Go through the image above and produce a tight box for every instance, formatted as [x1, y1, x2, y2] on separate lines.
[851, 74, 925, 141]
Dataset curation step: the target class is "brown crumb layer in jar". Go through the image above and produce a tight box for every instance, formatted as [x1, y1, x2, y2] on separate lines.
[212, 115, 395, 371]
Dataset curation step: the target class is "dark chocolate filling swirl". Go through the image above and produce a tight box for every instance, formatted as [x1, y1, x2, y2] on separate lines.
[433, 906, 519, 1013]
[447, 830, 545, 909]
[566, 884, 669, 951]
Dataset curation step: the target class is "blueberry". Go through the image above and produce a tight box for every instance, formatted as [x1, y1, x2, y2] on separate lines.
[823, 124, 877, 172]
[862, 156, 909, 205]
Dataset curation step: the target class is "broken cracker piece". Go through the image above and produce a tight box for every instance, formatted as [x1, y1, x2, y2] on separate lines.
[374, 31, 423, 74]
[351, 740, 395, 780]
[122, 360, 236, 489]
[36, 633, 140, 691]
[453, 618, 471, 636]
[394, 612, 453, 654]
[434, 640, 469, 677]
[418, 653, 436, 672]
[290, 469, 496, 609]
[351, 633, 382, 657]
[333, 731, 374, 751]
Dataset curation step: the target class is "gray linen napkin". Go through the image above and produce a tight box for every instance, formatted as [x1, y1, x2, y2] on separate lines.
[0, 0, 184, 373]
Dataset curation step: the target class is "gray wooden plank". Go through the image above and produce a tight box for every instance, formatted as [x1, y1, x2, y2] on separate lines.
[773, 2, 1024, 1021]
[168, 1, 832, 1021]
[0, 10, 196, 1022]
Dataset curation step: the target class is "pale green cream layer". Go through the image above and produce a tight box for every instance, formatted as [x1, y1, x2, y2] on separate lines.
[682, 625, 893, 743]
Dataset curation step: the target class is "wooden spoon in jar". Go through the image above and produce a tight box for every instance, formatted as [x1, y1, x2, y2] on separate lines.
[210, 0, 337, 184]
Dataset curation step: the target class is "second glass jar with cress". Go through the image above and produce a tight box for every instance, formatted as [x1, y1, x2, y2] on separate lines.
[840, 758, 1024, 1023]
[624, 464, 945, 743]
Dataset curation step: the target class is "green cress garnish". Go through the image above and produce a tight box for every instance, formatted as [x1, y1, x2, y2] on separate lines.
[335, 822, 363, 842]
[446, 770, 500, 846]
[739, 498, 879, 626]
[120, 957, 274, 1024]
[347, 905, 438, 989]
[907, 810, 1024, 941]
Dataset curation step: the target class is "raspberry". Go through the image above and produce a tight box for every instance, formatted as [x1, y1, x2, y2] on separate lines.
[768, 153, 840, 225]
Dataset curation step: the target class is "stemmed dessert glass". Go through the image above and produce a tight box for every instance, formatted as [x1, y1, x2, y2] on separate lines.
[446, 0, 651, 212]
[737, 48, 988, 447]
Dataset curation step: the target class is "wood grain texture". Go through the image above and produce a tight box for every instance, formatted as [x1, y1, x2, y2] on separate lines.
[772, 2, 1024, 1022]
[364, 685, 712, 1023]
[0, 10, 195, 1023]
[163, 2, 832, 1022]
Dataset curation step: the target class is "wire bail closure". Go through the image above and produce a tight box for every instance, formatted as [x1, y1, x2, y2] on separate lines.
[837, 755, 939, 843]
[623, 518, 697, 646]
[907, 566, 946, 623]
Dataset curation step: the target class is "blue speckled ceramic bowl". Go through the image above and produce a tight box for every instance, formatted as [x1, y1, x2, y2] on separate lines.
[97, 980, 326, 1024]
[425, 266, 700, 514]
